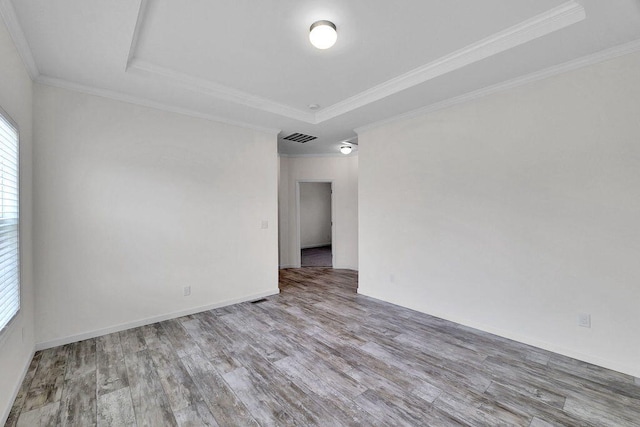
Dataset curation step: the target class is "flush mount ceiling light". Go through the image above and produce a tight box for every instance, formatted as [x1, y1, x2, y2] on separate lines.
[340, 145, 352, 155]
[309, 20, 337, 49]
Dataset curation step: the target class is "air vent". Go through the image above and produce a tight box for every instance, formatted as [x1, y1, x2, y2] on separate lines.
[283, 133, 317, 143]
[250, 298, 268, 304]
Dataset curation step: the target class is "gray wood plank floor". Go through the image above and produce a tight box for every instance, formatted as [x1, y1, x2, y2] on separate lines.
[301, 246, 332, 267]
[6, 268, 640, 426]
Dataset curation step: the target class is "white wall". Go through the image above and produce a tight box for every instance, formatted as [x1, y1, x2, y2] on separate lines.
[279, 156, 358, 270]
[0, 18, 35, 424]
[33, 84, 279, 347]
[300, 182, 332, 249]
[358, 52, 640, 377]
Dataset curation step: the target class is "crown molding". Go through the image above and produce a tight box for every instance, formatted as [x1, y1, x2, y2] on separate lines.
[122, 1, 584, 124]
[129, 59, 316, 123]
[124, 0, 312, 123]
[125, 0, 149, 70]
[0, 0, 39, 79]
[36, 75, 282, 136]
[317, 0, 585, 123]
[355, 38, 640, 135]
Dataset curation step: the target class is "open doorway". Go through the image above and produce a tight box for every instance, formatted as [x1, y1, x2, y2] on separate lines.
[298, 181, 333, 267]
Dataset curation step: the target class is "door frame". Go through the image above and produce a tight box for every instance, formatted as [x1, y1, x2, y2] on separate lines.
[296, 180, 335, 268]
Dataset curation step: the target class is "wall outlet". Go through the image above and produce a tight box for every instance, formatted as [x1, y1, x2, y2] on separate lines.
[261, 220, 269, 229]
[389, 273, 395, 283]
[21, 327, 24, 343]
[183, 286, 191, 297]
[578, 313, 591, 328]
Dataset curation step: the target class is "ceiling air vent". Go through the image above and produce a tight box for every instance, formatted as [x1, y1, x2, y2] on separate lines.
[283, 133, 317, 143]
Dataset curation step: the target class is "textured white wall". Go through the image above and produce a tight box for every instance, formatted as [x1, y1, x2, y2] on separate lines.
[33, 84, 279, 347]
[300, 182, 332, 249]
[0, 19, 35, 424]
[358, 52, 640, 377]
[279, 156, 358, 270]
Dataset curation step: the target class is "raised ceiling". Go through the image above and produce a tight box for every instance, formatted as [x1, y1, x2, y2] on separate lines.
[3, 0, 640, 155]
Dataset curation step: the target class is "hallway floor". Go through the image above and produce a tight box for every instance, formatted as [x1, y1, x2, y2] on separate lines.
[301, 245, 332, 267]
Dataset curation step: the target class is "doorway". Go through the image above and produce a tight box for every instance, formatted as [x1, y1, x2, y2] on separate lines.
[298, 181, 333, 267]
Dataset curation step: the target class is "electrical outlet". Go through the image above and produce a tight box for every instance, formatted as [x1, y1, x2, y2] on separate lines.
[261, 220, 269, 229]
[389, 273, 395, 283]
[578, 313, 591, 328]
[183, 286, 191, 297]
[21, 327, 24, 343]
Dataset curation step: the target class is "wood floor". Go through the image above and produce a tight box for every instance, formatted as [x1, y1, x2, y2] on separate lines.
[6, 268, 640, 426]
[301, 245, 332, 267]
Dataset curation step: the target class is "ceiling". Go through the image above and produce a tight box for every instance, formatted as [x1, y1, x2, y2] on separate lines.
[2, 0, 640, 156]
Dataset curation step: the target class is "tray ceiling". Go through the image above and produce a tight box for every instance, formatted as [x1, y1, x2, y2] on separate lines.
[3, 0, 640, 155]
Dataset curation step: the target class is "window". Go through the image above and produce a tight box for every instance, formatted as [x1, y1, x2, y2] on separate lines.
[0, 108, 19, 333]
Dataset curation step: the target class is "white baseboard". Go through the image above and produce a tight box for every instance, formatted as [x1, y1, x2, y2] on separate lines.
[334, 265, 359, 271]
[358, 289, 640, 378]
[35, 289, 279, 351]
[1, 347, 35, 426]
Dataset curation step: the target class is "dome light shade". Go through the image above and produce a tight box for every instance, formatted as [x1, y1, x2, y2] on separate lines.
[340, 145, 352, 155]
[309, 20, 337, 49]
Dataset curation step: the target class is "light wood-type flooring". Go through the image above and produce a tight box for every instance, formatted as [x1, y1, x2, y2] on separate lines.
[6, 268, 640, 426]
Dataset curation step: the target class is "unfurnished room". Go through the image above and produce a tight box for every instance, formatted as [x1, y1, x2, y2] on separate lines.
[1, 1, 639, 426]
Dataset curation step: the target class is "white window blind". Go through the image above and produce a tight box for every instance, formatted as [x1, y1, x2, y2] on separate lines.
[0, 110, 19, 333]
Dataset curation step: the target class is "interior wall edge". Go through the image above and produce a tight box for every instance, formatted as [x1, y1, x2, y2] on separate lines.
[34, 289, 279, 352]
[357, 50, 640, 381]
[0, 348, 35, 426]
[359, 289, 639, 378]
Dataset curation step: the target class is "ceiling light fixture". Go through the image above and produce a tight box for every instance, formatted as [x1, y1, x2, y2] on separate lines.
[340, 145, 352, 155]
[309, 20, 337, 49]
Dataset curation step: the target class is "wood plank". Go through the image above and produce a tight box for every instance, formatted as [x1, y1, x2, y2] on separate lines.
[181, 352, 258, 427]
[23, 346, 68, 411]
[56, 372, 97, 426]
[119, 327, 147, 354]
[160, 318, 201, 358]
[433, 390, 531, 426]
[96, 332, 129, 396]
[173, 401, 220, 427]
[563, 395, 639, 427]
[181, 317, 242, 374]
[352, 389, 418, 426]
[124, 349, 178, 426]
[5, 352, 42, 427]
[16, 402, 60, 427]
[147, 343, 219, 427]
[529, 417, 556, 427]
[141, 323, 174, 351]
[273, 356, 383, 426]
[64, 339, 96, 379]
[483, 382, 580, 426]
[96, 388, 136, 427]
[222, 366, 297, 427]
[226, 342, 344, 426]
